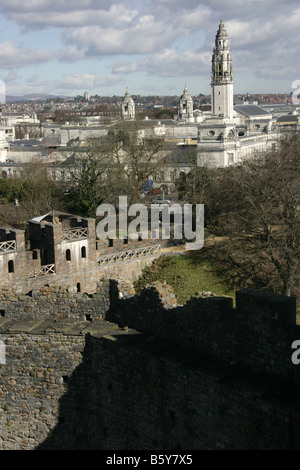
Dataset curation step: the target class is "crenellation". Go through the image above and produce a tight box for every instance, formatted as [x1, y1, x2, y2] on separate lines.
[236, 289, 296, 326]
[0, 210, 160, 295]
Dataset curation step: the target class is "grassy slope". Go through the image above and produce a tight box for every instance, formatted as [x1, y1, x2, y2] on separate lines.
[134, 251, 236, 305]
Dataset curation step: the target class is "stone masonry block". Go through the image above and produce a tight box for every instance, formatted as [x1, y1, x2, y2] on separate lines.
[236, 289, 296, 326]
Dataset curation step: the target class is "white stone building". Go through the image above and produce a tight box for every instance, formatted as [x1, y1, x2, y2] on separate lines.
[177, 86, 194, 123]
[197, 20, 277, 168]
[121, 89, 135, 121]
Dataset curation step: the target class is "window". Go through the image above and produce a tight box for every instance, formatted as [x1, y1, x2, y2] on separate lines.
[76, 283, 81, 293]
[81, 246, 86, 258]
[108, 239, 114, 247]
[66, 249, 71, 261]
[8, 260, 14, 273]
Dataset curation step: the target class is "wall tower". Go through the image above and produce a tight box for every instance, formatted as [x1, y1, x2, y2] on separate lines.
[211, 19, 233, 121]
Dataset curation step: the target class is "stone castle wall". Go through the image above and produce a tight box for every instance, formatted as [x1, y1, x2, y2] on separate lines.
[0, 280, 110, 321]
[108, 281, 299, 383]
[0, 282, 300, 450]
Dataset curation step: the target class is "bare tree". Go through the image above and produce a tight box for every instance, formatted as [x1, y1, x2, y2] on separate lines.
[107, 121, 166, 204]
[64, 137, 114, 217]
[208, 134, 300, 297]
[15, 162, 64, 219]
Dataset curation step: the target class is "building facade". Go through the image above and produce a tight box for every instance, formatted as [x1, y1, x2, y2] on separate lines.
[197, 20, 277, 168]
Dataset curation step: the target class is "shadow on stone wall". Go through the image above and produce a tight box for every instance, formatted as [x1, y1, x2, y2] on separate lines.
[37, 333, 107, 450]
[37, 328, 300, 450]
[36, 282, 300, 450]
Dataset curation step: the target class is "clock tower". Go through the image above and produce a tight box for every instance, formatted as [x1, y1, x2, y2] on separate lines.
[211, 19, 233, 121]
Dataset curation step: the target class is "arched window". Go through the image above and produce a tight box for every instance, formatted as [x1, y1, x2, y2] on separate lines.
[8, 260, 14, 273]
[81, 246, 86, 258]
[66, 249, 71, 261]
[76, 283, 81, 293]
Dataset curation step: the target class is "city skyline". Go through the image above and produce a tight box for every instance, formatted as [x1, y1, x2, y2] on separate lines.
[0, 0, 299, 98]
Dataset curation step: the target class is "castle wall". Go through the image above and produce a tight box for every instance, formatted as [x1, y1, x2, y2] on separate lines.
[106, 283, 299, 383]
[0, 284, 299, 451]
[0, 280, 110, 321]
[0, 284, 300, 450]
[0, 330, 86, 449]
[0, 213, 161, 295]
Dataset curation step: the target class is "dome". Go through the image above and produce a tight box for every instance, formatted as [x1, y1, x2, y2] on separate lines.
[216, 19, 228, 39]
[122, 88, 134, 104]
[180, 85, 192, 101]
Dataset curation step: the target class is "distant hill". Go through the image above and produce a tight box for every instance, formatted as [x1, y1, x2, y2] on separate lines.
[5, 93, 68, 102]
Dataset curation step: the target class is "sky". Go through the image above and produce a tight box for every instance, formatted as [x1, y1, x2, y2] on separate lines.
[0, 0, 299, 98]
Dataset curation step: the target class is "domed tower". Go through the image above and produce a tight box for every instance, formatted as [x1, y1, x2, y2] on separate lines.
[211, 19, 233, 121]
[121, 88, 135, 120]
[178, 85, 194, 122]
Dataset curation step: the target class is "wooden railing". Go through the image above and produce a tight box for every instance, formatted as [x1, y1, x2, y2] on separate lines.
[62, 227, 88, 241]
[98, 244, 161, 266]
[27, 264, 55, 278]
[0, 240, 16, 252]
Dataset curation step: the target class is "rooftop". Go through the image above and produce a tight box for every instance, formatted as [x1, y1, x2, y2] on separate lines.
[234, 105, 271, 117]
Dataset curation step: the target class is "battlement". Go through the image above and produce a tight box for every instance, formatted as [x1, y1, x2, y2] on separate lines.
[107, 281, 299, 383]
[0, 210, 160, 294]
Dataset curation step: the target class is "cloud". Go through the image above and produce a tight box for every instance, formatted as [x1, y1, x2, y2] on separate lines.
[0, 0, 115, 14]
[51, 73, 124, 94]
[112, 63, 139, 74]
[61, 17, 181, 57]
[223, 9, 300, 80]
[1, 0, 300, 94]
[3, 4, 138, 31]
[0, 40, 56, 69]
[112, 49, 212, 78]
[58, 45, 88, 63]
[5, 71, 125, 96]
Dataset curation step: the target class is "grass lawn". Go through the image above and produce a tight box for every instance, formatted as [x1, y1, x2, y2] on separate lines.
[134, 250, 236, 305]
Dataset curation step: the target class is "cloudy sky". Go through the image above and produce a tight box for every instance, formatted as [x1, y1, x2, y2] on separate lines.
[0, 0, 299, 97]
